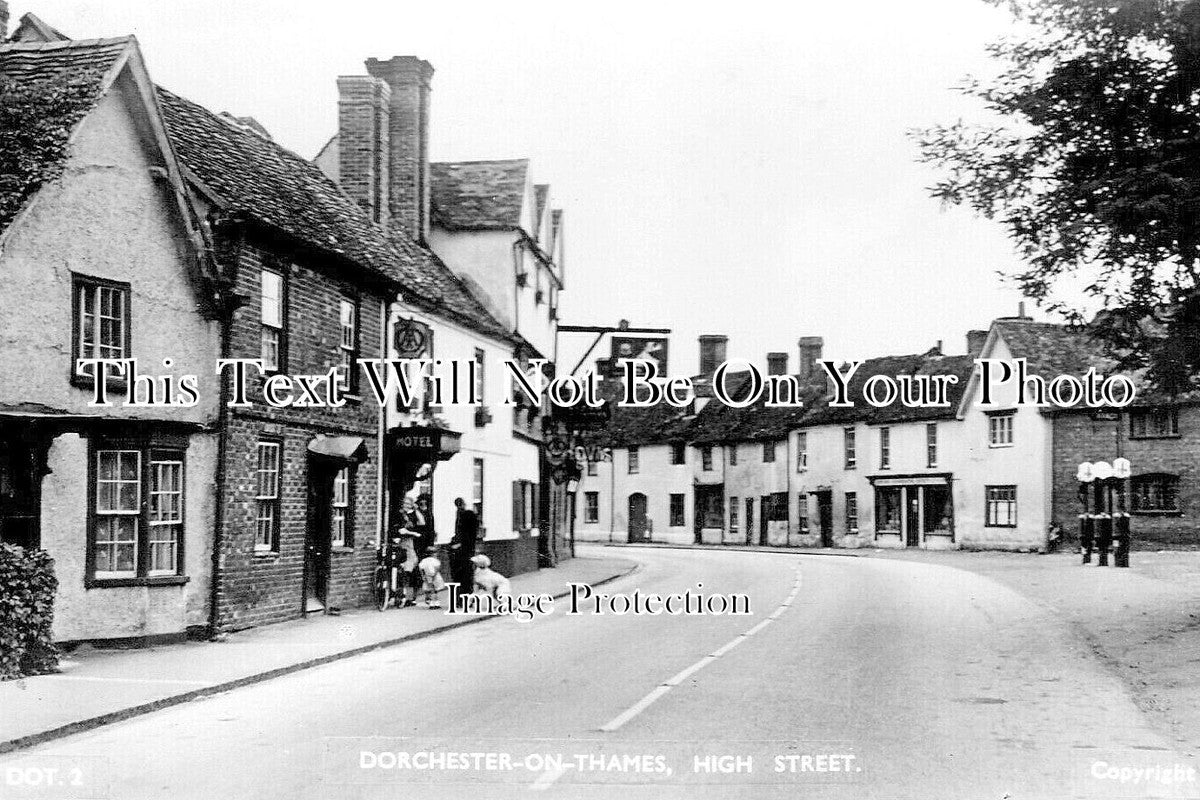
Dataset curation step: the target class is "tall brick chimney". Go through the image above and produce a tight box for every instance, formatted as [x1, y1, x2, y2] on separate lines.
[698, 335, 728, 375]
[365, 56, 433, 242]
[966, 329, 988, 357]
[336, 76, 390, 228]
[767, 352, 788, 376]
[798, 336, 824, 383]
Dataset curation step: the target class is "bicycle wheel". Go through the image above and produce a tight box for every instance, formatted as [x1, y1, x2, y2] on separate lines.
[375, 568, 391, 611]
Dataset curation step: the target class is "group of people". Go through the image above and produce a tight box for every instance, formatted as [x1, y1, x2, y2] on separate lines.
[383, 494, 509, 608]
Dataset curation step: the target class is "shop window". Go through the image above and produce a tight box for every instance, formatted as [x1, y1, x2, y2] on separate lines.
[876, 487, 902, 534]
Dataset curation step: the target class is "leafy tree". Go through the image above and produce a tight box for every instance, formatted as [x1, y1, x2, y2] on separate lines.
[915, 0, 1200, 393]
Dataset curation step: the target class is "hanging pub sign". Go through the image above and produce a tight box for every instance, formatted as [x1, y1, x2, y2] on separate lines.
[394, 317, 432, 359]
[609, 336, 668, 377]
[551, 399, 611, 430]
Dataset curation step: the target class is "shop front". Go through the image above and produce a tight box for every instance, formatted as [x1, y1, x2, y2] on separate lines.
[869, 474, 955, 549]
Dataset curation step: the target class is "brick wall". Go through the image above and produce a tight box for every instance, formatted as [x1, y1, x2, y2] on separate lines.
[1051, 407, 1200, 548]
[214, 235, 385, 631]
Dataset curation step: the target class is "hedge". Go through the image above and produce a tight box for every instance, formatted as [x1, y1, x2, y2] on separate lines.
[0, 543, 59, 680]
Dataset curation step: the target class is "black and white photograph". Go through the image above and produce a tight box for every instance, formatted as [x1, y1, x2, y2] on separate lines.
[2, 1, 1200, 797]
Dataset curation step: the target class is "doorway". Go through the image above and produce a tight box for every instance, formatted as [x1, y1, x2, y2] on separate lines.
[816, 491, 833, 547]
[304, 462, 335, 614]
[905, 489, 921, 547]
[744, 498, 754, 545]
[759, 496, 769, 545]
[628, 493, 648, 542]
[0, 433, 43, 550]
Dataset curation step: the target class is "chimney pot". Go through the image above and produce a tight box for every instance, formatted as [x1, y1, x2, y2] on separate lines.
[966, 329, 988, 357]
[797, 336, 824, 383]
[365, 56, 434, 242]
[698, 335, 728, 375]
[767, 352, 788, 376]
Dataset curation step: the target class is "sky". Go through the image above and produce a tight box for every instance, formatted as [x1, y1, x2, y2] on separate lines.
[13, 0, 1037, 374]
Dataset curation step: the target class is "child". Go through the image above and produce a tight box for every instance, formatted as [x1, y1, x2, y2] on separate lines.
[417, 547, 445, 608]
[470, 554, 512, 599]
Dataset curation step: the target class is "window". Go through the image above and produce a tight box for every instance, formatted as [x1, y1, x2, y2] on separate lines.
[879, 427, 891, 470]
[148, 458, 183, 574]
[730, 497, 740, 533]
[670, 494, 685, 527]
[628, 446, 640, 474]
[845, 492, 858, 534]
[255, 441, 281, 551]
[472, 458, 484, 519]
[474, 348, 486, 405]
[338, 298, 358, 394]
[876, 487, 902, 533]
[91, 445, 186, 580]
[702, 446, 713, 471]
[584, 491, 599, 523]
[330, 467, 351, 547]
[844, 427, 857, 469]
[1131, 474, 1180, 513]
[1130, 408, 1179, 439]
[988, 412, 1014, 447]
[763, 441, 776, 463]
[729, 445, 738, 466]
[698, 489, 724, 529]
[587, 460, 598, 476]
[671, 442, 686, 465]
[73, 275, 130, 382]
[796, 432, 808, 471]
[260, 270, 284, 372]
[926, 423, 938, 468]
[797, 494, 809, 533]
[768, 491, 789, 521]
[985, 485, 1017, 527]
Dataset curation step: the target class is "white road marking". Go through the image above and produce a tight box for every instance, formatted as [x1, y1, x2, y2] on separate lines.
[596, 565, 802, 734]
[530, 763, 568, 791]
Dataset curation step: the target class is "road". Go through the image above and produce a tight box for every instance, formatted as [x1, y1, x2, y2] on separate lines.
[3, 545, 1197, 800]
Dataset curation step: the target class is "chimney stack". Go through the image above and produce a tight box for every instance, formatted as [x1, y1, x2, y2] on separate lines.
[767, 352, 788, 376]
[365, 56, 433, 242]
[1017, 300, 1027, 318]
[798, 336, 824, 383]
[698, 335, 728, 375]
[336, 76, 390, 228]
[966, 330, 988, 357]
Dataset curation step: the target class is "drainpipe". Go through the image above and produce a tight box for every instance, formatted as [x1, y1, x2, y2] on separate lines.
[609, 456, 615, 543]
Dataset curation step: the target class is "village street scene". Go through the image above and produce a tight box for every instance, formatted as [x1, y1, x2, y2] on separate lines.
[3, 1, 1200, 798]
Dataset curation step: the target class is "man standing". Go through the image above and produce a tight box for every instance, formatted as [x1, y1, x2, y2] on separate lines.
[449, 497, 479, 591]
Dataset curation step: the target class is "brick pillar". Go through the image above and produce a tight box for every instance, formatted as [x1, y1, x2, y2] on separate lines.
[336, 76, 390, 229]
[364, 56, 433, 242]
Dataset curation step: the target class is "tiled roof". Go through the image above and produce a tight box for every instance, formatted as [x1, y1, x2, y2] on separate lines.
[993, 319, 1114, 377]
[802, 352, 976, 427]
[155, 88, 515, 343]
[430, 159, 528, 230]
[0, 37, 128, 81]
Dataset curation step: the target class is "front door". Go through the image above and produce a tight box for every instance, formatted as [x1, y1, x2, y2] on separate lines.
[745, 498, 754, 545]
[304, 462, 335, 613]
[759, 496, 770, 545]
[0, 433, 43, 549]
[628, 493, 648, 542]
[816, 491, 833, 547]
[905, 488, 921, 547]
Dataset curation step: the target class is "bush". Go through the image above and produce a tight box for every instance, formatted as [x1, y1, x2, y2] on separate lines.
[0, 543, 60, 679]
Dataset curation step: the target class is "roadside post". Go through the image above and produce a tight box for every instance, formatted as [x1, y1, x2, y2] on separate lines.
[1112, 457, 1132, 568]
[1077, 461, 1094, 564]
[1092, 460, 1113, 566]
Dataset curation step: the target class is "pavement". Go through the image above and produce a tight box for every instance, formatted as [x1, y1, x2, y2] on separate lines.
[0, 552, 637, 754]
[2, 544, 1198, 800]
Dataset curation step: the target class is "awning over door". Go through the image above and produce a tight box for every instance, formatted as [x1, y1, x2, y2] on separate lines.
[307, 435, 369, 464]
